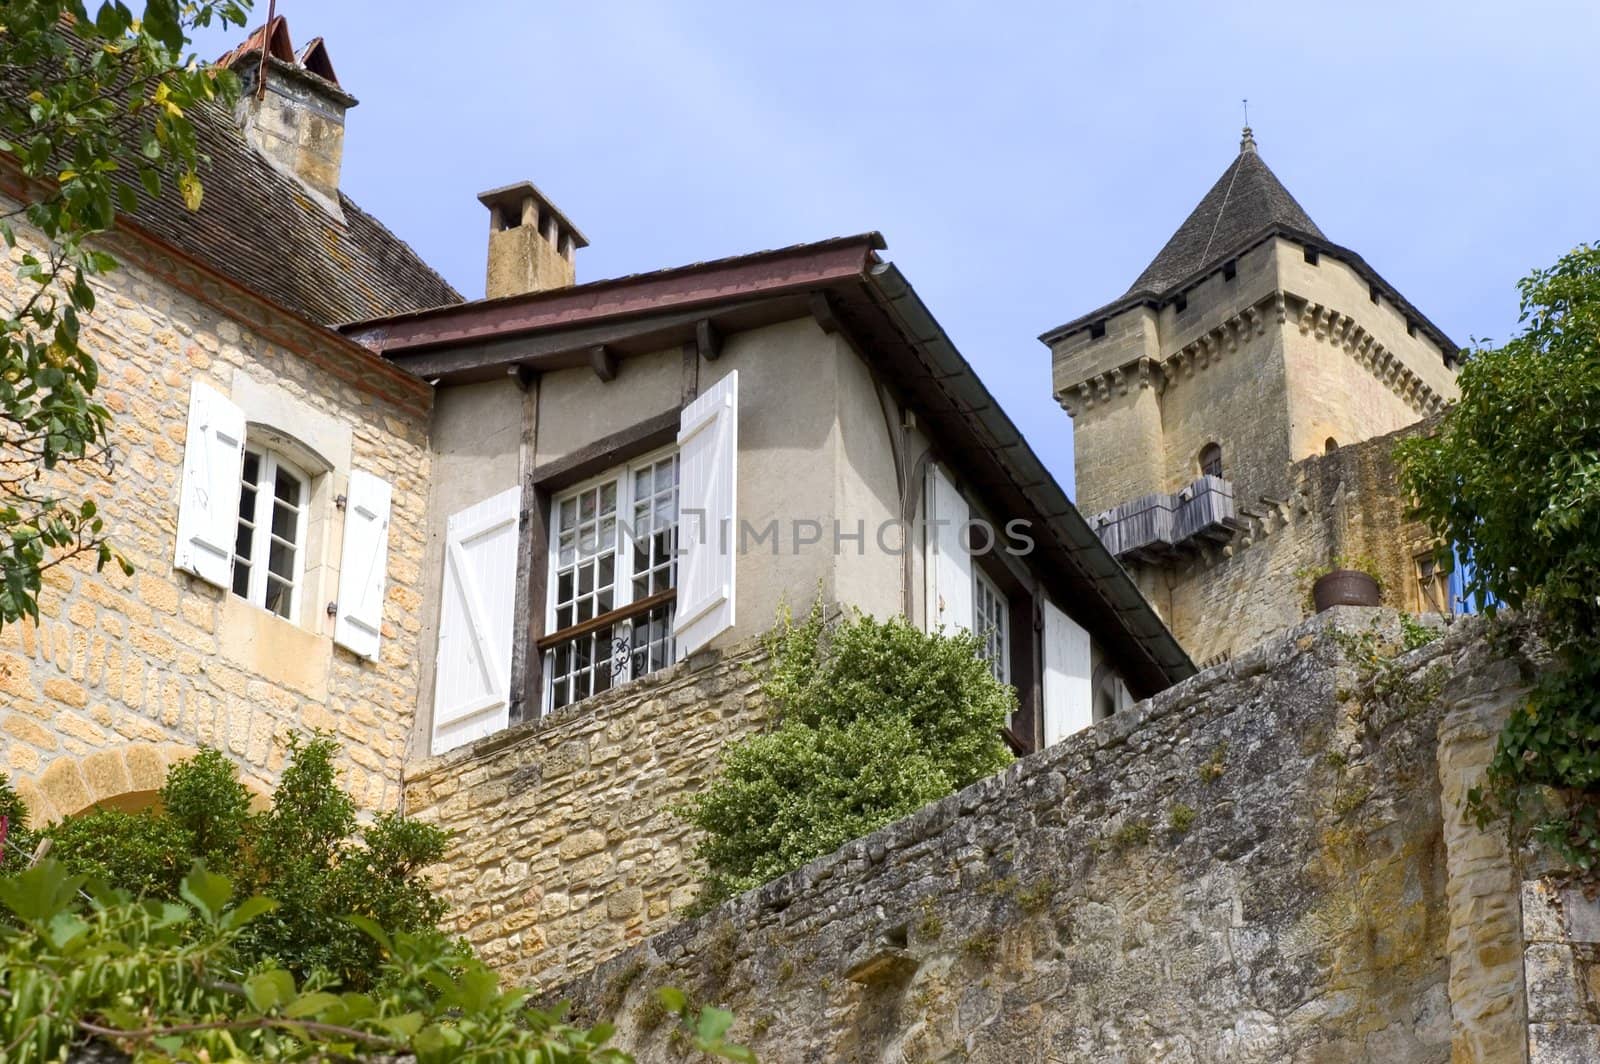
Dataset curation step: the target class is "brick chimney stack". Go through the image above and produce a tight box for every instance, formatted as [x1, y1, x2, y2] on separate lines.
[477, 182, 587, 298]
[219, 18, 355, 217]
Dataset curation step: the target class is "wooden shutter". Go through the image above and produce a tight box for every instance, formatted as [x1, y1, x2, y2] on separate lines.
[924, 463, 973, 632]
[431, 486, 520, 756]
[173, 381, 246, 587]
[1042, 599, 1093, 745]
[675, 370, 739, 658]
[333, 470, 392, 661]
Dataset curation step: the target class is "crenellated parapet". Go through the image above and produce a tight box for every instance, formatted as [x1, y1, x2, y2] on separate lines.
[1054, 289, 1449, 420]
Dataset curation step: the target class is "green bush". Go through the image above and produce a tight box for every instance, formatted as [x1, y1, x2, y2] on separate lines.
[1398, 242, 1600, 872]
[10, 735, 450, 990]
[682, 604, 1014, 901]
[0, 860, 753, 1063]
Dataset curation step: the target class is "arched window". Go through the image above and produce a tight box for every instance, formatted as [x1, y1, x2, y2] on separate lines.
[1198, 442, 1223, 479]
[1325, 437, 1339, 454]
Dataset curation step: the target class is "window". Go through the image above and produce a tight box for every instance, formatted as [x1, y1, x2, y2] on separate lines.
[1173, 293, 1188, 313]
[231, 447, 309, 620]
[1415, 552, 1452, 615]
[544, 450, 679, 712]
[972, 569, 1009, 684]
[1089, 320, 1106, 340]
[1092, 663, 1132, 722]
[1199, 442, 1223, 479]
[1222, 260, 1237, 282]
[1303, 247, 1320, 266]
[1325, 437, 1339, 454]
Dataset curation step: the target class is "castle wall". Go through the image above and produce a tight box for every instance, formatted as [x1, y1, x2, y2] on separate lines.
[555, 609, 1533, 1064]
[1141, 419, 1440, 665]
[1, 201, 433, 823]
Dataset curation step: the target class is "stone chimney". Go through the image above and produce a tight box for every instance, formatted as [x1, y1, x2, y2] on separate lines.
[477, 182, 588, 298]
[219, 18, 356, 217]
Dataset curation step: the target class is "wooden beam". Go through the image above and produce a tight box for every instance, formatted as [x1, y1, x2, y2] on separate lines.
[590, 344, 618, 382]
[695, 318, 721, 362]
[810, 290, 840, 334]
[387, 302, 765, 381]
[530, 408, 681, 492]
[680, 341, 700, 403]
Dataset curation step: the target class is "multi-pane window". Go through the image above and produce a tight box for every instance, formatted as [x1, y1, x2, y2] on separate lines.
[545, 450, 678, 712]
[232, 447, 309, 620]
[973, 569, 1009, 684]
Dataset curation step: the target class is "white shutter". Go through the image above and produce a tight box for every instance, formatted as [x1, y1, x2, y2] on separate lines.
[925, 463, 973, 632]
[333, 470, 393, 661]
[431, 486, 520, 756]
[173, 381, 246, 587]
[1042, 599, 1094, 745]
[675, 370, 739, 658]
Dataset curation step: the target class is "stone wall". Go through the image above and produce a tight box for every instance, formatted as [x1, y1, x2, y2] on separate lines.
[1, 202, 433, 824]
[1135, 420, 1441, 666]
[1523, 874, 1600, 1062]
[403, 638, 771, 987]
[556, 609, 1536, 1063]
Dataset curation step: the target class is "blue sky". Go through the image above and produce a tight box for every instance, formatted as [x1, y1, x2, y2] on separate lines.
[194, 1, 1599, 498]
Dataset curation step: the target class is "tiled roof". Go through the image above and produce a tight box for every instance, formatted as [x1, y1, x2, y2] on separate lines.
[1127, 138, 1324, 296]
[123, 99, 462, 326]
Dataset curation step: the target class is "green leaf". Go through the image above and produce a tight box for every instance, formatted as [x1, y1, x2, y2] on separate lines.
[179, 862, 232, 921]
[244, 969, 296, 1012]
[223, 894, 279, 930]
[282, 991, 342, 1019]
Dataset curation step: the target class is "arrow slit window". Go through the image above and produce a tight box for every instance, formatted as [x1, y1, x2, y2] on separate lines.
[544, 449, 679, 712]
[232, 447, 309, 620]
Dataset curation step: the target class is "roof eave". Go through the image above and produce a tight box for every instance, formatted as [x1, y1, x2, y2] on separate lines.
[1038, 224, 1460, 356]
[343, 233, 887, 354]
[862, 262, 1196, 692]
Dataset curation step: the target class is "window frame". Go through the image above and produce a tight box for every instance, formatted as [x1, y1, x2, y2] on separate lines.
[972, 566, 1011, 686]
[231, 445, 311, 621]
[539, 444, 680, 714]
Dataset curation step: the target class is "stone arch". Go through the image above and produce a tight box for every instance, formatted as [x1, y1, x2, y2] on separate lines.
[10, 742, 273, 828]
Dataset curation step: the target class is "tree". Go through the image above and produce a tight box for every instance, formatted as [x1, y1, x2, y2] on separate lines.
[681, 604, 1015, 902]
[1398, 242, 1600, 870]
[0, 0, 251, 625]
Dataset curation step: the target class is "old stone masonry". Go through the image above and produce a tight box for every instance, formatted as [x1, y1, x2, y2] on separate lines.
[555, 609, 1594, 1064]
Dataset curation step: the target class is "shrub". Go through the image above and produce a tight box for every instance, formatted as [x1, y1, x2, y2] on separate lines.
[682, 603, 1014, 901]
[16, 735, 450, 990]
[0, 860, 752, 1063]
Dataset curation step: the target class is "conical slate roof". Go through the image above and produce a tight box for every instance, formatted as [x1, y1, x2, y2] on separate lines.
[1126, 129, 1323, 296]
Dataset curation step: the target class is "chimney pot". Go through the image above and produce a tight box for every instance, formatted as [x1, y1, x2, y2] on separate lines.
[477, 181, 587, 299]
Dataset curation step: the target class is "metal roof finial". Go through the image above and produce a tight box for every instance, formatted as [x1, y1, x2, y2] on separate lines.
[1240, 99, 1256, 154]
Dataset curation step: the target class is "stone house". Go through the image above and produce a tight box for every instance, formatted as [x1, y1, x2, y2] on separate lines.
[1046, 128, 1463, 664]
[2, 18, 1192, 978]
[1, 19, 460, 824]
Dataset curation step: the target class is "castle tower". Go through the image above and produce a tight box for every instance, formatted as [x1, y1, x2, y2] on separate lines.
[1042, 130, 1462, 661]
